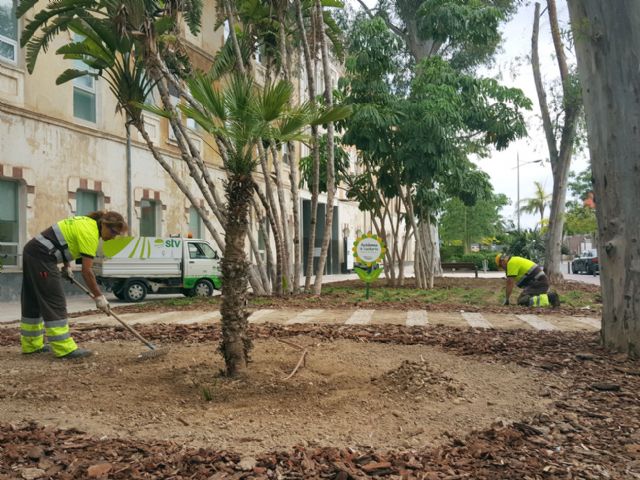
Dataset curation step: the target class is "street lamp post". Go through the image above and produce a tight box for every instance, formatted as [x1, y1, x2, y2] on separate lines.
[513, 154, 545, 231]
[517, 153, 520, 232]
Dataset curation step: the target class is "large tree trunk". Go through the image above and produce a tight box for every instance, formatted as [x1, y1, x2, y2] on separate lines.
[567, 0, 640, 357]
[220, 175, 254, 376]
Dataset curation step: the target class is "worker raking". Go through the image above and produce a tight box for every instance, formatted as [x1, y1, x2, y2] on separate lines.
[20, 211, 127, 359]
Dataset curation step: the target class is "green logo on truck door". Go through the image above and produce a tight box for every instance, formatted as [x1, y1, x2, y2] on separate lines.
[164, 239, 181, 248]
[102, 236, 135, 257]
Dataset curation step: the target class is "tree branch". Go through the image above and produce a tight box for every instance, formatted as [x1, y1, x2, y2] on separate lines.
[532, 2, 559, 162]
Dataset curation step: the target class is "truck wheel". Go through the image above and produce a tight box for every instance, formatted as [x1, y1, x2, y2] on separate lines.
[193, 279, 214, 297]
[123, 280, 148, 302]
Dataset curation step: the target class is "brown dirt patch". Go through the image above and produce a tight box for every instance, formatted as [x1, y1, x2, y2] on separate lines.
[0, 337, 555, 455]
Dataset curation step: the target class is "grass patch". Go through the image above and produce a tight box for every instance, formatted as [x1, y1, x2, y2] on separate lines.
[113, 277, 600, 313]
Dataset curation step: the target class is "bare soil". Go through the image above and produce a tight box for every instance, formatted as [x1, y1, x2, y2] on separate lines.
[1, 321, 638, 479]
[0, 336, 555, 456]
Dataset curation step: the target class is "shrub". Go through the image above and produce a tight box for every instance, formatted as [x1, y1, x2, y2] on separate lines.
[460, 252, 500, 271]
[505, 230, 546, 264]
[441, 245, 464, 262]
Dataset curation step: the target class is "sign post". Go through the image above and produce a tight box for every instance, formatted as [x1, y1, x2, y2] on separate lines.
[352, 233, 386, 299]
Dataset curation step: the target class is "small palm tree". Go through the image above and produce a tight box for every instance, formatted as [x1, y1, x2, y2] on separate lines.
[519, 181, 552, 225]
[183, 73, 345, 376]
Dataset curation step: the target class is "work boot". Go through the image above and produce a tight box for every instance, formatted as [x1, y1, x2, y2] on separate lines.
[59, 348, 93, 360]
[22, 344, 52, 355]
[548, 292, 561, 308]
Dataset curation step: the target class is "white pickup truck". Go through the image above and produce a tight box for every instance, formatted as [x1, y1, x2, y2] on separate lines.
[92, 237, 222, 302]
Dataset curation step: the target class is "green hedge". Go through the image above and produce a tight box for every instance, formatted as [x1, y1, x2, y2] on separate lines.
[440, 245, 464, 262]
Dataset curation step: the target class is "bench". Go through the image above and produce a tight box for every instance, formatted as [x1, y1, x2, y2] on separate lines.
[440, 262, 478, 278]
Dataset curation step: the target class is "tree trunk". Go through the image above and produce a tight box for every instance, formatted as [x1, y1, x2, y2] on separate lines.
[220, 175, 254, 376]
[312, 0, 336, 294]
[270, 143, 294, 293]
[293, 0, 321, 292]
[277, 14, 302, 291]
[545, 147, 573, 283]
[567, 0, 640, 357]
[254, 184, 285, 296]
[532, 1, 581, 283]
[288, 143, 302, 292]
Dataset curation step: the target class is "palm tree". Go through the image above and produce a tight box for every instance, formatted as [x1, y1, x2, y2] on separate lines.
[518, 181, 552, 225]
[183, 74, 329, 375]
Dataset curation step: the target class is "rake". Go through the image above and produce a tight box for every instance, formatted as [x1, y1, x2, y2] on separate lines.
[68, 276, 168, 360]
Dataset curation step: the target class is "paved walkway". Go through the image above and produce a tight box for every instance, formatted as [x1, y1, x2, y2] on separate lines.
[2, 308, 598, 332]
[0, 267, 598, 326]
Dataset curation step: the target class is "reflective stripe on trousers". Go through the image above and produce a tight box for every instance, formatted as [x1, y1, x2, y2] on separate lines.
[530, 294, 550, 307]
[20, 316, 45, 353]
[20, 316, 77, 357]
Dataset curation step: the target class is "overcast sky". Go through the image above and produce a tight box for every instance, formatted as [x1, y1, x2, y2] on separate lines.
[474, 0, 588, 230]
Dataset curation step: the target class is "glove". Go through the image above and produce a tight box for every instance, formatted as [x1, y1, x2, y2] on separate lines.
[502, 298, 510, 306]
[95, 295, 111, 314]
[61, 266, 74, 282]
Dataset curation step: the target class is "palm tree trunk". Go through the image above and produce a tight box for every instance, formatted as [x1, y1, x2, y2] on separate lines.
[248, 202, 272, 294]
[270, 142, 294, 293]
[254, 185, 285, 296]
[134, 121, 224, 248]
[288, 144, 302, 292]
[312, 0, 336, 294]
[257, 145, 285, 295]
[276, 12, 302, 292]
[220, 174, 254, 377]
[294, 0, 321, 292]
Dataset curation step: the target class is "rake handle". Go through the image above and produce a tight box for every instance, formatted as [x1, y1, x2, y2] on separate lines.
[68, 276, 156, 351]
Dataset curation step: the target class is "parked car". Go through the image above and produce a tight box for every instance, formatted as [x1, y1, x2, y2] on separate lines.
[571, 249, 599, 275]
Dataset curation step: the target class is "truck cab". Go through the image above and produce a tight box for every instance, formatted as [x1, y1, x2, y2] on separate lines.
[93, 237, 222, 302]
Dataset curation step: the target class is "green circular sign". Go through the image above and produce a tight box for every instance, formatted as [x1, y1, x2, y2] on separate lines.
[352, 233, 386, 266]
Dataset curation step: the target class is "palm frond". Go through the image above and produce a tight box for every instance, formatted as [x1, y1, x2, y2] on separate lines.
[57, 40, 113, 67]
[187, 73, 227, 122]
[312, 105, 352, 126]
[56, 68, 97, 85]
[259, 80, 293, 122]
[134, 102, 174, 119]
[16, 0, 41, 18]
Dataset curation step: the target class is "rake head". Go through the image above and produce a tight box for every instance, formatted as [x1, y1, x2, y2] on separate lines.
[135, 345, 170, 361]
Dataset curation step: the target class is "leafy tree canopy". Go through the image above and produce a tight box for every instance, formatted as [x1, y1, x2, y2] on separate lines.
[567, 166, 593, 201]
[439, 192, 509, 250]
[337, 15, 531, 223]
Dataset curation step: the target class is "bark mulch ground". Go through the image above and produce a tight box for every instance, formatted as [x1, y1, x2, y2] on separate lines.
[1, 321, 638, 479]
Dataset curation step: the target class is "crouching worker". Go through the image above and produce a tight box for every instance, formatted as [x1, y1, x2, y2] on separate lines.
[495, 254, 560, 307]
[20, 211, 127, 359]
